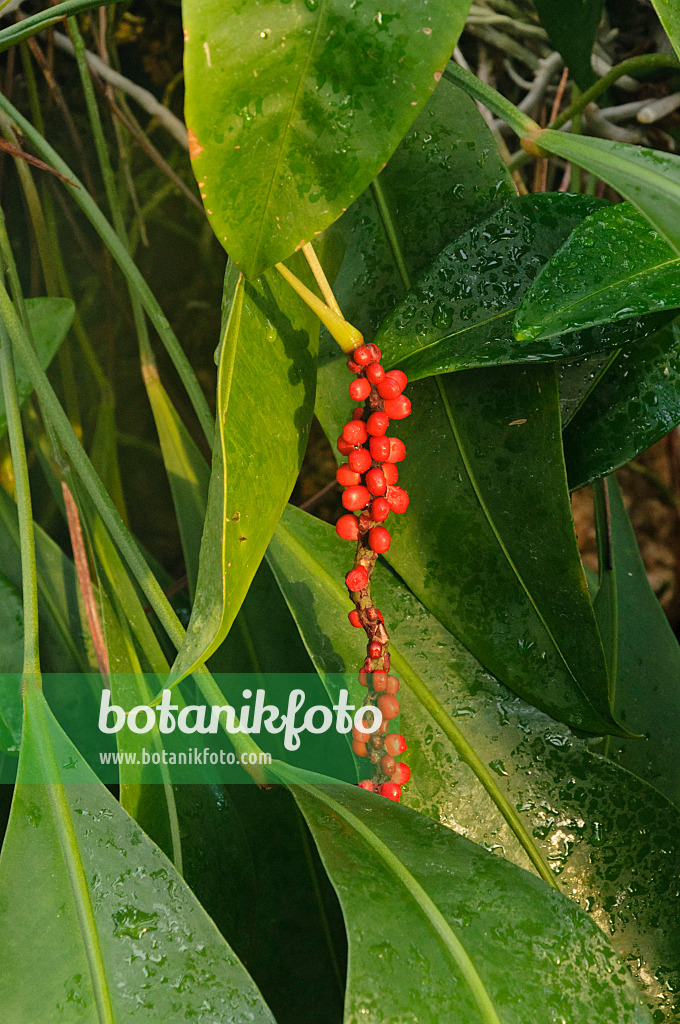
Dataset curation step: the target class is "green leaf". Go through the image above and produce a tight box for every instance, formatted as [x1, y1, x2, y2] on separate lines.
[651, 1, 680, 61]
[516, 203, 680, 342]
[533, 0, 602, 89]
[563, 320, 680, 490]
[594, 476, 680, 807]
[281, 771, 652, 1024]
[183, 0, 473, 278]
[0, 297, 74, 439]
[0, 575, 23, 753]
[268, 507, 680, 1019]
[0, 0, 122, 53]
[374, 195, 666, 380]
[533, 130, 680, 255]
[171, 258, 318, 680]
[0, 681, 275, 1023]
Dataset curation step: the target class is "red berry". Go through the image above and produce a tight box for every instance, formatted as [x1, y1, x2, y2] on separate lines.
[337, 464, 361, 487]
[337, 435, 354, 456]
[343, 420, 368, 445]
[352, 740, 368, 757]
[372, 670, 388, 692]
[379, 782, 401, 802]
[393, 762, 411, 785]
[381, 755, 397, 776]
[348, 609, 362, 628]
[336, 514, 359, 541]
[366, 411, 389, 436]
[384, 733, 407, 756]
[378, 720, 390, 735]
[368, 526, 391, 553]
[377, 377, 402, 400]
[387, 370, 407, 391]
[386, 438, 406, 463]
[376, 609, 384, 622]
[368, 641, 382, 659]
[386, 486, 409, 514]
[346, 358, 361, 373]
[352, 407, 365, 421]
[352, 724, 371, 743]
[386, 674, 400, 694]
[353, 345, 373, 366]
[346, 565, 369, 591]
[366, 343, 382, 362]
[349, 378, 371, 401]
[366, 467, 387, 496]
[342, 485, 370, 511]
[349, 447, 372, 474]
[369, 436, 390, 461]
[366, 363, 385, 385]
[358, 670, 368, 688]
[378, 694, 400, 719]
[371, 497, 390, 522]
[383, 463, 398, 485]
[384, 395, 411, 420]
[358, 779, 375, 791]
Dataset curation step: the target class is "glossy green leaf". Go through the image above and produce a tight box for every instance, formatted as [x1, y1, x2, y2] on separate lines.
[594, 476, 680, 807]
[0, 681, 275, 1023]
[280, 770, 652, 1024]
[557, 350, 615, 426]
[0, 297, 74, 439]
[182, 0, 472, 279]
[516, 203, 680, 342]
[652, 1, 680, 61]
[563, 320, 680, 489]
[171, 257, 318, 680]
[374, 195, 667, 380]
[268, 507, 680, 1019]
[533, 0, 602, 88]
[532, 130, 680, 255]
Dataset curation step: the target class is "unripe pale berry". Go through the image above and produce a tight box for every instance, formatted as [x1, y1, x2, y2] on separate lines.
[381, 754, 397, 776]
[366, 343, 382, 362]
[342, 485, 370, 511]
[383, 462, 398, 485]
[337, 464, 361, 487]
[369, 436, 390, 461]
[371, 497, 390, 522]
[393, 762, 411, 785]
[372, 670, 388, 692]
[386, 437, 406, 463]
[352, 740, 368, 757]
[384, 733, 407, 756]
[353, 345, 373, 366]
[377, 377, 402, 400]
[366, 468, 387, 496]
[380, 782, 401, 802]
[348, 609, 361, 628]
[378, 694, 400, 719]
[367, 411, 389, 436]
[358, 779, 375, 791]
[386, 674, 400, 694]
[368, 641, 382, 659]
[336, 514, 359, 541]
[366, 363, 385, 385]
[349, 378, 371, 401]
[337, 435, 354, 456]
[386, 486, 409, 514]
[384, 395, 411, 420]
[346, 565, 369, 591]
[368, 526, 391, 553]
[343, 420, 368, 445]
[349, 447, 372, 474]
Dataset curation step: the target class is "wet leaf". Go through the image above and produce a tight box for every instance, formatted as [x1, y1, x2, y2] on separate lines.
[0, 297, 74, 439]
[534, 0, 602, 88]
[171, 257, 318, 680]
[0, 680, 276, 1023]
[268, 507, 680, 1020]
[182, 0, 472, 278]
[515, 203, 680, 342]
[594, 475, 680, 807]
[374, 195, 667, 380]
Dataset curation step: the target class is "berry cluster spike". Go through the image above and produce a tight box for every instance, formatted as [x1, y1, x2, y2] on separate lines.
[335, 342, 412, 802]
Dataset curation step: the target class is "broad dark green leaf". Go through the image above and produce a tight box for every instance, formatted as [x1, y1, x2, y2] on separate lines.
[557, 350, 615, 426]
[534, 0, 602, 89]
[279, 770, 652, 1024]
[374, 195, 666, 380]
[0, 297, 74, 439]
[516, 203, 680, 342]
[171, 257, 318, 680]
[182, 0, 472, 278]
[594, 476, 680, 807]
[532, 130, 680, 255]
[563, 320, 680, 489]
[0, 681, 275, 1023]
[268, 507, 680, 1019]
[652, 1, 680, 61]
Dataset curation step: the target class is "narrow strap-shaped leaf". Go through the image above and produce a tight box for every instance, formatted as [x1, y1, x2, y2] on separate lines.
[533, 0, 601, 88]
[0, 0, 123, 53]
[651, 1, 680, 61]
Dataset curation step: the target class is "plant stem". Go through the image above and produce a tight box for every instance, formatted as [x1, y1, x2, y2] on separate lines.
[302, 242, 343, 316]
[275, 261, 363, 353]
[443, 61, 540, 137]
[0, 0, 123, 54]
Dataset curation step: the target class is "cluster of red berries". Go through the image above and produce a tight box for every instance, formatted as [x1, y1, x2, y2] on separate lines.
[334, 341, 412, 802]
